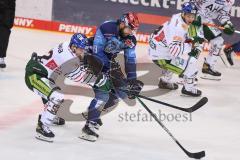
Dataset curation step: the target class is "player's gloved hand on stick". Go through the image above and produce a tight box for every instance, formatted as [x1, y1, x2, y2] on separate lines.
[188, 47, 201, 59]
[222, 21, 235, 35]
[126, 79, 144, 99]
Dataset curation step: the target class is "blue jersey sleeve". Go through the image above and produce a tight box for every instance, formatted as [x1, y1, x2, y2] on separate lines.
[122, 35, 137, 80]
[93, 21, 119, 72]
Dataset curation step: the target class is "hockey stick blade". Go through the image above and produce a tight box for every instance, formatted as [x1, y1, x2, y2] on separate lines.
[182, 145, 205, 159]
[136, 97, 206, 159]
[186, 97, 208, 113]
[187, 150, 205, 159]
[178, 140, 205, 159]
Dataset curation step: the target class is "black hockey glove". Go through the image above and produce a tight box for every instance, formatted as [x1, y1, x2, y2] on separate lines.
[222, 21, 235, 35]
[126, 79, 144, 99]
[188, 47, 201, 59]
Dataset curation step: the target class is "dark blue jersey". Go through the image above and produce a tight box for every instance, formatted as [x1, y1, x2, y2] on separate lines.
[93, 20, 137, 80]
[99, 21, 119, 40]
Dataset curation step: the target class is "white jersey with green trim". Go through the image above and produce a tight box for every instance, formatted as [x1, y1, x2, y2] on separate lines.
[191, 0, 234, 24]
[39, 41, 96, 84]
[149, 13, 193, 60]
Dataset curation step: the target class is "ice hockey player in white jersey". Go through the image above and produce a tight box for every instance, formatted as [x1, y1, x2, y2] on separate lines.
[25, 33, 108, 142]
[190, 0, 235, 80]
[148, 2, 205, 97]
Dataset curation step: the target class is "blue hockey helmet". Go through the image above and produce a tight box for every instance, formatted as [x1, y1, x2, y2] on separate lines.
[69, 33, 88, 49]
[182, 2, 197, 14]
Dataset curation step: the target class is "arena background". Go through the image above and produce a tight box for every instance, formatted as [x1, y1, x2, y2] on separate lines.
[15, 0, 240, 43]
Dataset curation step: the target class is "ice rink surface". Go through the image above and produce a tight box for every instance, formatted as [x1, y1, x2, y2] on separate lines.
[0, 28, 240, 160]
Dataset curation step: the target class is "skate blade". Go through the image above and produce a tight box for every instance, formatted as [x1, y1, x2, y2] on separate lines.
[180, 93, 201, 98]
[200, 74, 221, 81]
[79, 133, 98, 142]
[177, 80, 198, 86]
[35, 133, 54, 143]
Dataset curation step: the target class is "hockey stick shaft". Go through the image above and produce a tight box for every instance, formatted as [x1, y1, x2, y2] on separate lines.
[204, 23, 240, 34]
[119, 88, 208, 113]
[136, 97, 205, 159]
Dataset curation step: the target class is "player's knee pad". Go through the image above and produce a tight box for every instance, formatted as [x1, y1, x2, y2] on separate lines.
[44, 101, 61, 115]
[209, 36, 224, 56]
[89, 98, 108, 111]
[41, 101, 60, 125]
[48, 90, 64, 106]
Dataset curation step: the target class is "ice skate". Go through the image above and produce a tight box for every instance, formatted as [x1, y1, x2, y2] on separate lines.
[79, 121, 100, 142]
[201, 60, 221, 81]
[35, 115, 55, 142]
[158, 78, 178, 90]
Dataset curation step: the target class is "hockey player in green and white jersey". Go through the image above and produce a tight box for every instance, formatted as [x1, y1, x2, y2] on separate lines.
[149, 2, 205, 97]
[190, 0, 235, 80]
[25, 33, 110, 142]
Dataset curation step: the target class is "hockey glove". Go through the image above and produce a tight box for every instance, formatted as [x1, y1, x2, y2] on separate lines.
[222, 21, 235, 35]
[126, 79, 144, 99]
[188, 47, 201, 59]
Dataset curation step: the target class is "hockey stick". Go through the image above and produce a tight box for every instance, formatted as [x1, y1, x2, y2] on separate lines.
[203, 23, 240, 34]
[119, 88, 208, 113]
[136, 96, 206, 159]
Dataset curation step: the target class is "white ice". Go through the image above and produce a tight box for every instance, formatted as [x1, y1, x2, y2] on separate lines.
[0, 28, 240, 160]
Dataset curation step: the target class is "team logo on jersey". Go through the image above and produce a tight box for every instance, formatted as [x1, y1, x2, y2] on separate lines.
[45, 59, 58, 70]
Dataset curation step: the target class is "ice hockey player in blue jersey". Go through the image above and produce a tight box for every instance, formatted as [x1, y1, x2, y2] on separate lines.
[224, 41, 240, 65]
[79, 12, 144, 142]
